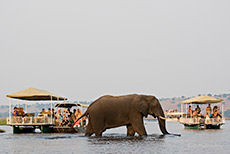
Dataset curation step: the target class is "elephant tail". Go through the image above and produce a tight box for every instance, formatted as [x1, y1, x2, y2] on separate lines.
[73, 110, 89, 126]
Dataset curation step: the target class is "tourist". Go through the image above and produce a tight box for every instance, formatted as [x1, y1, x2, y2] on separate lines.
[60, 116, 69, 126]
[188, 106, 192, 117]
[72, 109, 77, 121]
[63, 109, 68, 118]
[55, 109, 62, 125]
[40, 108, 46, 114]
[48, 108, 51, 116]
[74, 108, 83, 127]
[192, 109, 198, 117]
[67, 108, 72, 117]
[12, 107, 18, 116]
[52, 108, 55, 116]
[205, 112, 211, 124]
[213, 106, 218, 114]
[12, 107, 18, 123]
[76, 108, 82, 119]
[206, 104, 212, 117]
[18, 108, 25, 117]
[67, 116, 74, 127]
[195, 105, 201, 114]
[17, 108, 25, 123]
[213, 106, 222, 122]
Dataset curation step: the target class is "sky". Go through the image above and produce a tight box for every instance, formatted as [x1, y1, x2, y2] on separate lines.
[0, 0, 230, 105]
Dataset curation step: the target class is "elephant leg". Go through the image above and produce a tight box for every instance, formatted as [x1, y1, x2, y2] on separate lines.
[131, 118, 147, 136]
[85, 120, 94, 136]
[95, 131, 103, 137]
[90, 114, 105, 137]
[126, 124, 135, 136]
[94, 126, 104, 137]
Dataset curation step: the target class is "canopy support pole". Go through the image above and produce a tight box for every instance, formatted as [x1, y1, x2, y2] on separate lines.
[190, 104, 192, 118]
[9, 98, 11, 124]
[222, 103, 224, 118]
[186, 104, 187, 118]
[51, 96, 53, 124]
[25, 100, 27, 113]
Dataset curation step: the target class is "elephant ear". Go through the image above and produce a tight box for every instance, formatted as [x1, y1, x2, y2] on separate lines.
[134, 96, 149, 117]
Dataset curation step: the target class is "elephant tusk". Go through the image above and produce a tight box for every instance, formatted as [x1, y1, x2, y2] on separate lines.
[158, 116, 167, 120]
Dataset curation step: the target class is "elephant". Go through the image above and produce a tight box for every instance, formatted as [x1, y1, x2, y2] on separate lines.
[77, 94, 176, 137]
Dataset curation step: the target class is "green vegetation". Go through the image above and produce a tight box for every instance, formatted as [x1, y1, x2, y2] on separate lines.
[0, 118, 6, 125]
[0, 118, 6, 133]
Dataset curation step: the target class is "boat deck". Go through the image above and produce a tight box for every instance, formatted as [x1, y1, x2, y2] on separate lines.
[179, 117, 225, 129]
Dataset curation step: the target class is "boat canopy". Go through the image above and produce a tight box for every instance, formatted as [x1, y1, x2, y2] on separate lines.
[55, 103, 89, 108]
[180, 96, 222, 104]
[6, 87, 67, 101]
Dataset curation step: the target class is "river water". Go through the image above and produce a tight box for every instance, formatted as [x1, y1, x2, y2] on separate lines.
[0, 121, 229, 154]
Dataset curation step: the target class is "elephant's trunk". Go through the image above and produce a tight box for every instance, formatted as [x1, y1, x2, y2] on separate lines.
[155, 115, 181, 136]
[157, 116, 169, 135]
[153, 104, 169, 135]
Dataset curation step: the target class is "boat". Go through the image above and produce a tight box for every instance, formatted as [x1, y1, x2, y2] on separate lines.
[52, 103, 88, 133]
[164, 110, 184, 122]
[179, 96, 225, 129]
[6, 87, 88, 134]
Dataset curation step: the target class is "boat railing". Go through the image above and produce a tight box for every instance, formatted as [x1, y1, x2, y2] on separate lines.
[179, 117, 200, 124]
[204, 117, 225, 125]
[7, 116, 56, 125]
[180, 117, 225, 125]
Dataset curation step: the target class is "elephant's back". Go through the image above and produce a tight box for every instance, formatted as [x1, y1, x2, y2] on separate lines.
[88, 94, 135, 113]
[101, 94, 136, 104]
[99, 95, 135, 113]
[88, 94, 137, 113]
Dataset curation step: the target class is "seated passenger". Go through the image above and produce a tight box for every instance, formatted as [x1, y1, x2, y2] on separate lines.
[188, 106, 192, 117]
[217, 107, 222, 117]
[192, 109, 198, 117]
[12, 107, 18, 123]
[206, 104, 212, 117]
[55, 109, 62, 125]
[213, 106, 218, 113]
[63, 109, 68, 118]
[72, 109, 77, 121]
[12, 107, 18, 116]
[67, 108, 72, 117]
[67, 116, 74, 127]
[73, 108, 83, 126]
[18, 108, 25, 117]
[205, 112, 211, 124]
[60, 116, 69, 126]
[52, 108, 55, 116]
[213, 107, 222, 122]
[76, 108, 82, 118]
[195, 105, 201, 114]
[40, 108, 46, 114]
[47, 108, 51, 116]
